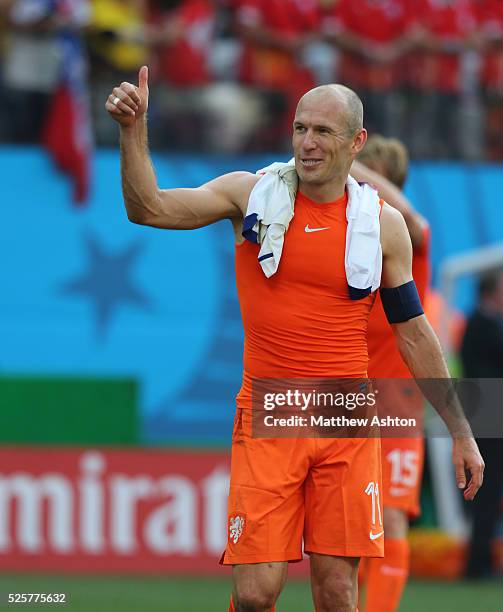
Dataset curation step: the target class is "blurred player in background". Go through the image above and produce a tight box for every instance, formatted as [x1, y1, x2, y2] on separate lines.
[351, 136, 430, 612]
[461, 269, 503, 579]
[106, 70, 483, 612]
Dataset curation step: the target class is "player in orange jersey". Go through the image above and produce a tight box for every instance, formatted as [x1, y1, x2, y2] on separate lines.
[106, 69, 483, 612]
[351, 136, 429, 612]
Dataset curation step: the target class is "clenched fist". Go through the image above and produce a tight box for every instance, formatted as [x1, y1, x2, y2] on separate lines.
[105, 65, 149, 128]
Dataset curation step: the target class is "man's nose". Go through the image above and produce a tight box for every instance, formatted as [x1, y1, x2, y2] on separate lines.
[302, 130, 317, 151]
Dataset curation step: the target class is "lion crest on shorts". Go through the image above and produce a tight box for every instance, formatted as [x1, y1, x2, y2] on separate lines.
[229, 515, 245, 544]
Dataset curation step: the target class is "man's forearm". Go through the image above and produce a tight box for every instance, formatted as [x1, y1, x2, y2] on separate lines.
[120, 117, 161, 224]
[395, 317, 473, 437]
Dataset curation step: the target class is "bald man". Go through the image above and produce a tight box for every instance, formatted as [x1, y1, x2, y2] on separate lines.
[106, 71, 484, 612]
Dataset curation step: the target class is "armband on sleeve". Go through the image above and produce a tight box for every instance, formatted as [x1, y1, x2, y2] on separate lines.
[380, 280, 424, 324]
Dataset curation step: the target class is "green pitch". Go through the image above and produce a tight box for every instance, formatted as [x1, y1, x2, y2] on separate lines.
[0, 575, 501, 611]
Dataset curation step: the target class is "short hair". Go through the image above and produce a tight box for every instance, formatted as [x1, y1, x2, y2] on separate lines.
[297, 84, 364, 137]
[336, 85, 364, 136]
[478, 268, 503, 299]
[384, 138, 409, 188]
[358, 135, 409, 188]
[358, 135, 387, 167]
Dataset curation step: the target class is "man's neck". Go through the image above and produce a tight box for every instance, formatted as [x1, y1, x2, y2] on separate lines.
[298, 174, 348, 204]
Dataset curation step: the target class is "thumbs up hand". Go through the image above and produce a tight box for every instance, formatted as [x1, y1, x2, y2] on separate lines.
[105, 65, 149, 128]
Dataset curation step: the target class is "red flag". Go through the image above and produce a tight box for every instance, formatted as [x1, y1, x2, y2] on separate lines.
[42, 34, 92, 205]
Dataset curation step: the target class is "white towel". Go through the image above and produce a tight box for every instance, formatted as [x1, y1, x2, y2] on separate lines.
[345, 174, 382, 297]
[243, 159, 382, 298]
[242, 159, 298, 277]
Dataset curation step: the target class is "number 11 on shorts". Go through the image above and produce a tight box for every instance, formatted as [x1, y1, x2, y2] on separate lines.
[365, 481, 383, 528]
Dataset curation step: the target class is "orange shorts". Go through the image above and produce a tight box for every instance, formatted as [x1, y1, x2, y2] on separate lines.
[381, 437, 424, 518]
[221, 407, 384, 565]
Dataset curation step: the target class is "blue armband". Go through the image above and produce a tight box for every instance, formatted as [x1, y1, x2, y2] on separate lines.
[380, 280, 424, 324]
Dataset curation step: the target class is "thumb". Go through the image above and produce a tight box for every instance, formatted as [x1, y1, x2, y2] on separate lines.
[138, 65, 149, 92]
[455, 460, 466, 490]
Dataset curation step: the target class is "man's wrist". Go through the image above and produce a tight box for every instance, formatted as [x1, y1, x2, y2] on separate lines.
[120, 116, 147, 145]
[120, 115, 147, 135]
[448, 419, 474, 439]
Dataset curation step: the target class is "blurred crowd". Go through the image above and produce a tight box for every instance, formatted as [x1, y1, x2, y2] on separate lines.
[1, 0, 503, 158]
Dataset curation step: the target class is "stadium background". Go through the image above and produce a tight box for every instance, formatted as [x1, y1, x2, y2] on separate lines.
[1, 1, 503, 610]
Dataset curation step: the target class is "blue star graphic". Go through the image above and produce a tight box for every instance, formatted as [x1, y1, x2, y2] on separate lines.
[62, 232, 150, 338]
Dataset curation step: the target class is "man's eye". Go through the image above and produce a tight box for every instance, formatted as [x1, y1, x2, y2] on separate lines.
[295, 126, 305, 132]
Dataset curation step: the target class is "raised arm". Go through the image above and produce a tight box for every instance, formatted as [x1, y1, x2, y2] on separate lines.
[105, 66, 257, 230]
[380, 205, 484, 500]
